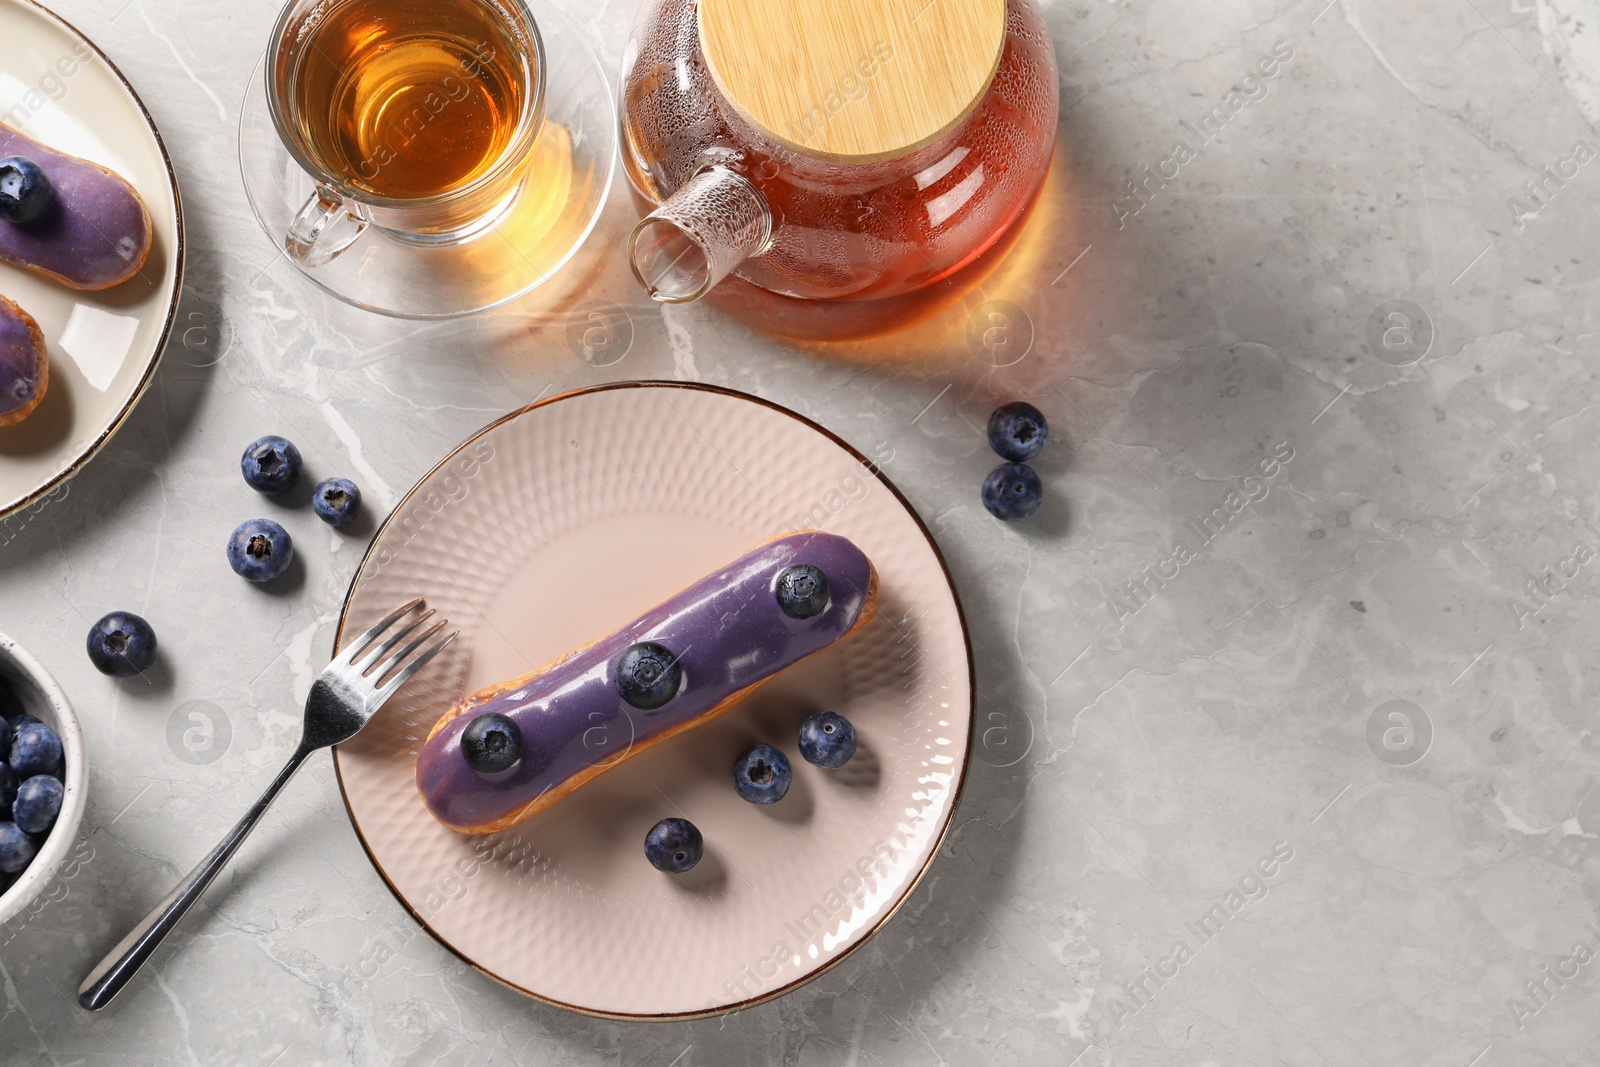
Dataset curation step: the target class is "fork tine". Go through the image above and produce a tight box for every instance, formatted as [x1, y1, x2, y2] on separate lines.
[373, 618, 451, 687]
[374, 629, 459, 703]
[335, 598, 424, 666]
[355, 609, 436, 674]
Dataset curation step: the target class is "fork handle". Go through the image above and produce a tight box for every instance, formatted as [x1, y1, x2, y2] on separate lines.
[78, 744, 312, 1011]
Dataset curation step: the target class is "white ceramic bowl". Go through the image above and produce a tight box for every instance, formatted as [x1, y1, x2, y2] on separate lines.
[0, 631, 86, 927]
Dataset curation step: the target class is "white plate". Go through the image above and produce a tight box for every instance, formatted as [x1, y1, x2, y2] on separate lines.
[333, 383, 975, 1018]
[0, 0, 182, 517]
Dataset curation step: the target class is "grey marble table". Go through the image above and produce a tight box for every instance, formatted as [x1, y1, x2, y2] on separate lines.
[3, 0, 1599, 1063]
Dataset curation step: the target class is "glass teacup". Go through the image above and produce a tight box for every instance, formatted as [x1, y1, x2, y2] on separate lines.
[265, 0, 547, 267]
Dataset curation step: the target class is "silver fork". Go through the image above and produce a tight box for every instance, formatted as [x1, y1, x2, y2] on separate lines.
[78, 598, 457, 1011]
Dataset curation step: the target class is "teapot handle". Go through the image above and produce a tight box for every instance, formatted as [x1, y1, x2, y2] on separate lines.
[628, 166, 772, 303]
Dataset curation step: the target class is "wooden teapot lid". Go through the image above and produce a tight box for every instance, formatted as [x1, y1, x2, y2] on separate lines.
[697, 0, 1007, 163]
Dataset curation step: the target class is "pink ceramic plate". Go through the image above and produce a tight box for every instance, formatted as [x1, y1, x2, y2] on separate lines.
[333, 382, 973, 1019]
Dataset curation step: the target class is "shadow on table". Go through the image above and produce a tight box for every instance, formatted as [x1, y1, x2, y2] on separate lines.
[0, 195, 225, 622]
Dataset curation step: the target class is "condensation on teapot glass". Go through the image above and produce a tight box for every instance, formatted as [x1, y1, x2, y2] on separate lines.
[619, 0, 1059, 305]
[629, 165, 772, 302]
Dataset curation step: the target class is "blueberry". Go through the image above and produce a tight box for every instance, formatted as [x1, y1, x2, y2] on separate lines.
[312, 477, 361, 526]
[987, 401, 1049, 462]
[0, 822, 34, 874]
[8, 713, 39, 762]
[227, 518, 293, 582]
[0, 764, 15, 817]
[775, 564, 829, 619]
[982, 463, 1043, 521]
[240, 435, 302, 494]
[13, 775, 61, 836]
[798, 711, 857, 769]
[86, 611, 158, 677]
[615, 642, 682, 710]
[9, 721, 60, 778]
[644, 816, 703, 874]
[733, 743, 791, 804]
[461, 713, 522, 774]
[7, 713, 38, 767]
[0, 157, 51, 225]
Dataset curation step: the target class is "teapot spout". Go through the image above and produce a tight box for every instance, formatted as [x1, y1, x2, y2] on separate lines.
[628, 166, 772, 303]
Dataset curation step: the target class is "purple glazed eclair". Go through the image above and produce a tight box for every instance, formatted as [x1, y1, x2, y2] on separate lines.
[0, 294, 47, 427]
[0, 122, 152, 290]
[417, 531, 878, 833]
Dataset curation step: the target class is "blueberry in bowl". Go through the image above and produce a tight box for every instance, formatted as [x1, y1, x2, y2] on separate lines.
[987, 401, 1049, 462]
[644, 817, 703, 874]
[798, 711, 857, 769]
[227, 518, 294, 582]
[733, 743, 791, 804]
[0, 823, 34, 874]
[13, 775, 61, 835]
[313, 477, 361, 526]
[240, 435, 302, 495]
[0, 630, 85, 927]
[10, 721, 60, 778]
[86, 611, 157, 677]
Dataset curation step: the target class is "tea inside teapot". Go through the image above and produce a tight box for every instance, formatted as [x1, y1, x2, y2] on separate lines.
[620, 0, 1059, 304]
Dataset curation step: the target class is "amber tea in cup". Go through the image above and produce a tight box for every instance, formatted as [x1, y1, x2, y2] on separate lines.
[267, 0, 546, 265]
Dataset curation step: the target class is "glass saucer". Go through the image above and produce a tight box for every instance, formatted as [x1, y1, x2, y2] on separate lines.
[237, 3, 615, 319]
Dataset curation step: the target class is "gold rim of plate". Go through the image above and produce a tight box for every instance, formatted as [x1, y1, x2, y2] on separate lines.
[329, 381, 978, 1021]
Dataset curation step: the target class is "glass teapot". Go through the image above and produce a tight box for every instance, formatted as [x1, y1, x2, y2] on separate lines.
[619, 0, 1059, 304]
